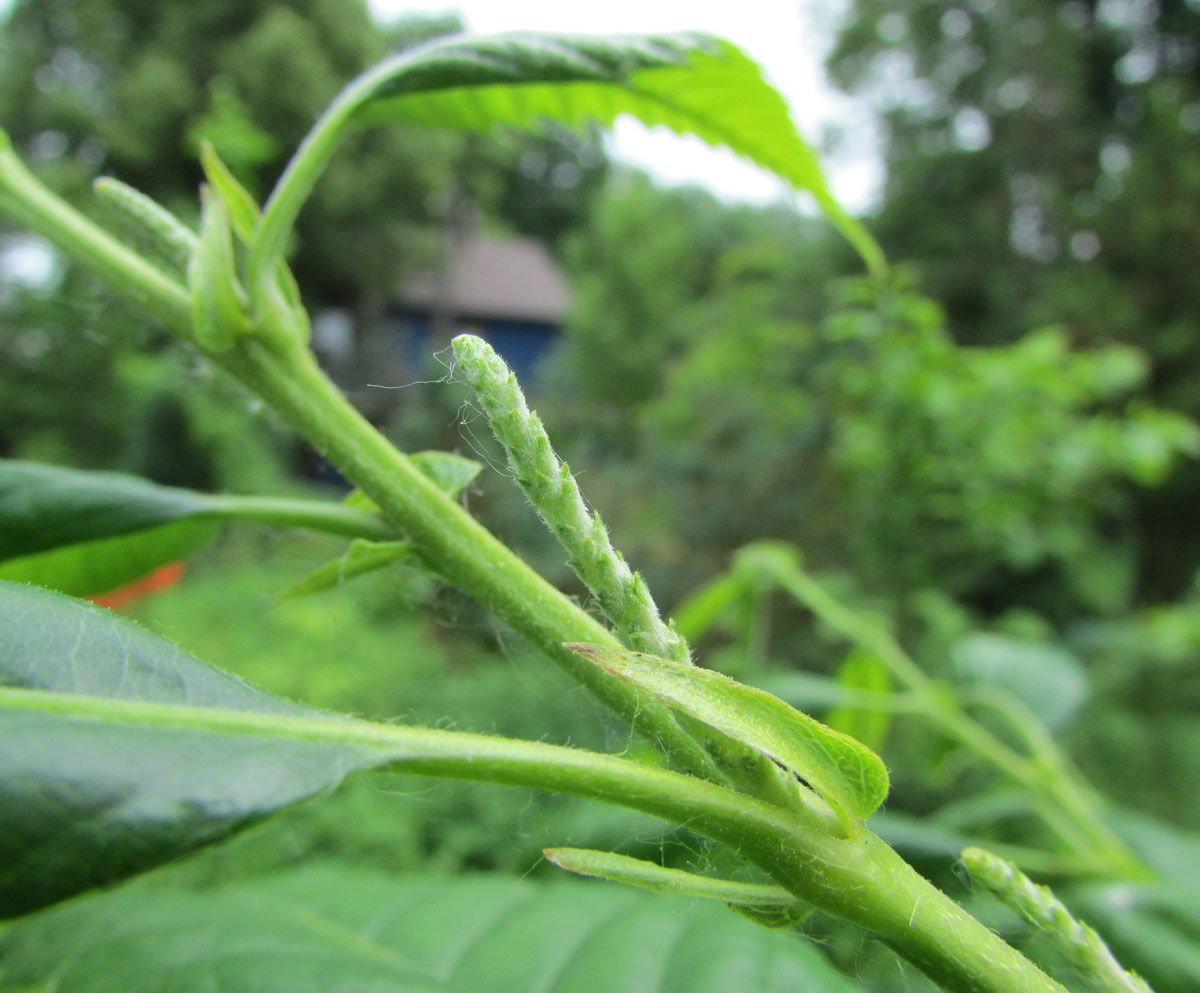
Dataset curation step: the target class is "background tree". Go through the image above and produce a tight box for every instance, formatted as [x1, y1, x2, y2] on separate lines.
[826, 0, 1200, 598]
[0, 0, 606, 484]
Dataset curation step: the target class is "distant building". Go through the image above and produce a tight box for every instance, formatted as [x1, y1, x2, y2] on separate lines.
[395, 230, 570, 383]
[305, 229, 570, 483]
[310, 228, 569, 433]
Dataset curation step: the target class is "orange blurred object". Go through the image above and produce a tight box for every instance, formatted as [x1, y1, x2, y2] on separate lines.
[89, 561, 186, 610]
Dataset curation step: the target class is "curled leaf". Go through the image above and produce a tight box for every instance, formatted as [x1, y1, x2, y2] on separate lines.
[199, 140, 261, 242]
[568, 643, 889, 833]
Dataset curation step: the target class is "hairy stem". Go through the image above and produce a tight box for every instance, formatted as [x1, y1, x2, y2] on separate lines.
[961, 848, 1153, 993]
[0, 137, 1078, 993]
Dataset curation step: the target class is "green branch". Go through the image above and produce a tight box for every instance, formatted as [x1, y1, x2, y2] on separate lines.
[3, 685, 1067, 993]
[0, 138, 720, 784]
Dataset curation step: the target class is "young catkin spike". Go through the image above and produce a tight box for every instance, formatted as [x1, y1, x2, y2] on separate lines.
[960, 847, 1154, 993]
[93, 177, 197, 273]
[452, 334, 690, 663]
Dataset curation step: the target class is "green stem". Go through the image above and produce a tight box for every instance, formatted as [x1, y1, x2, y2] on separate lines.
[0, 153, 720, 784]
[199, 494, 397, 541]
[248, 47, 424, 300]
[0, 137, 1080, 993]
[0, 146, 193, 338]
[215, 341, 722, 782]
[6, 685, 1067, 993]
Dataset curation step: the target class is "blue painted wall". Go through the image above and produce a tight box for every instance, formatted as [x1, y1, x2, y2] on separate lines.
[394, 309, 558, 384]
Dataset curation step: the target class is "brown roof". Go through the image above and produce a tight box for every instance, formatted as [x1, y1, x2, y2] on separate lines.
[399, 232, 570, 324]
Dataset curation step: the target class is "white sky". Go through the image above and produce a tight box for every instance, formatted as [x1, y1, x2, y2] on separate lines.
[368, 0, 880, 212]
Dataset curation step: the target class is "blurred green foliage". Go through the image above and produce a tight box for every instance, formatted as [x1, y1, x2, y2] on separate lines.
[826, 0, 1200, 599]
[547, 178, 1197, 628]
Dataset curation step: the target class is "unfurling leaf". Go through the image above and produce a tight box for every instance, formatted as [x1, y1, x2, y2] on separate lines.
[199, 139, 262, 243]
[278, 539, 415, 600]
[254, 33, 883, 290]
[568, 643, 889, 833]
[200, 140, 308, 334]
[284, 451, 482, 598]
[544, 847, 811, 928]
[352, 34, 881, 274]
[189, 185, 250, 351]
[410, 450, 483, 500]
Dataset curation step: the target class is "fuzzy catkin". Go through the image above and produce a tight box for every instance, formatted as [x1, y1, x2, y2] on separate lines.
[452, 334, 690, 663]
[961, 848, 1153, 993]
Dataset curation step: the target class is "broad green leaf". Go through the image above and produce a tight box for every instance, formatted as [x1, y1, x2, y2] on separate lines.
[826, 649, 892, 751]
[0, 460, 394, 595]
[285, 451, 481, 598]
[0, 584, 754, 922]
[568, 643, 889, 832]
[544, 847, 810, 928]
[952, 633, 1088, 730]
[0, 864, 862, 993]
[278, 538, 415, 599]
[360, 34, 880, 273]
[271, 32, 882, 275]
[0, 460, 210, 560]
[0, 581, 356, 917]
[0, 519, 216, 598]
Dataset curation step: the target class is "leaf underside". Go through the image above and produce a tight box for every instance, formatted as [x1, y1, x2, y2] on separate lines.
[348, 32, 882, 274]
